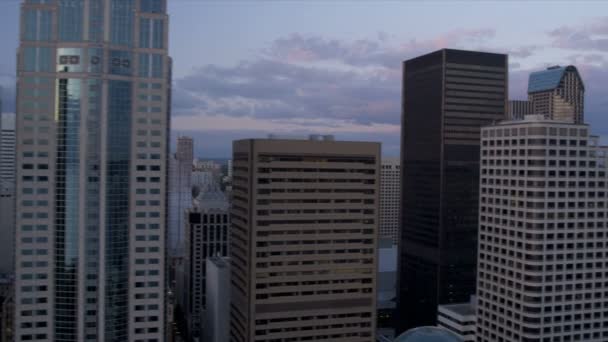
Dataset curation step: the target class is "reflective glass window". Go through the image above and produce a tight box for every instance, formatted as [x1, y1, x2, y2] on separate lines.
[58, 0, 84, 41]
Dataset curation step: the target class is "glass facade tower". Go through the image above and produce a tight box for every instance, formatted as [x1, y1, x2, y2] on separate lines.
[398, 49, 507, 332]
[14, 1, 171, 341]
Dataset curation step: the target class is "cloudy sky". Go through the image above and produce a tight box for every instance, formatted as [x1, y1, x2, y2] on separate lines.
[2, 1, 608, 157]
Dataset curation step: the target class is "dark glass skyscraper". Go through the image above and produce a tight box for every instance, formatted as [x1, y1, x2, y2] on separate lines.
[398, 49, 507, 331]
[15, 1, 171, 341]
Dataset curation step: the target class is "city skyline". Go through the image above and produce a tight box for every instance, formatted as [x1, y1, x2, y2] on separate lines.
[3, 2, 608, 157]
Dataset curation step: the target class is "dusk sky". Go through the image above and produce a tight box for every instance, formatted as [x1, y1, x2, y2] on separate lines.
[2, 1, 608, 157]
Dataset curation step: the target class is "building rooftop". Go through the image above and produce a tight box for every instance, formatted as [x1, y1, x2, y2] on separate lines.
[439, 302, 476, 317]
[193, 186, 229, 211]
[208, 256, 229, 269]
[528, 65, 583, 93]
[394, 326, 463, 342]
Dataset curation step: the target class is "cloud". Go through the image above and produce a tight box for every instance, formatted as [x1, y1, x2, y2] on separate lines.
[173, 58, 401, 126]
[550, 17, 608, 51]
[507, 45, 542, 58]
[263, 29, 496, 68]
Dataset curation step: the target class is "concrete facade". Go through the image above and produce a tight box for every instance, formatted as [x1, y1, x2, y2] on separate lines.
[230, 136, 380, 341]
[477, 116, 608, 341]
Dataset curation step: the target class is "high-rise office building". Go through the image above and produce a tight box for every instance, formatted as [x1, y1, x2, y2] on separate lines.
[380, 157, 400, 244]
[231, 136, 380, 342]
[527, 65, 584, 123]
[508, 100, 533, 120]
[399, 49, 508, 330]
[182, 189, 230, 339]
[169, 136, 194, 256]
[476, 116, 608, 341]
[205, 256, 231, 342]
[14, 1, 171, 341]
[0, 113, 16, 186]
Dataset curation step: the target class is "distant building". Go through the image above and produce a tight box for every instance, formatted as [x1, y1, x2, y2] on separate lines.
[399, 49, 508, 331]
[437, 298, 475, 342]
[231, 136, 380, 341]
[0, 113, 15, 186]
[380, 158, 400, 244]
[183, 189, 230, 339]
[476, 115, 608, 341]
[205, 256, 230, 342]
[169, 136, 194, 256]
[507, 100, 533, 120]
[191, 170, 215, 194]
[527, 65, 584, 123]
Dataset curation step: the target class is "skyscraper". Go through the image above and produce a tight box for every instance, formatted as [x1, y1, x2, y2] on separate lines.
[476, 116, 608, 341]
[527, 65, 584, 123]
[231, 136, 380, 342]
[14, 1, 171, 341]
[398, 49, 508, 330]
[182, 189, 229, 339]
[168, 136, 193, 256]
[380, 157, 400, 244]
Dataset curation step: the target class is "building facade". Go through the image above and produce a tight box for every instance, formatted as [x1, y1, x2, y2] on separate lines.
[182, 190, 230, 339]
[14, 1, 171, 341]
[508, 100, 533, 121]
[380, 158, 400, 244]
[205, 256, 230, 342]
[527, 65, 584, 124]
[169, 136, 193, 256]
[399, 49, 508, 331]
[476, 116, 608, 341]
[0, 113, 16, 186]
[437, 299, 476, 342]
[231, 136, 380, 341]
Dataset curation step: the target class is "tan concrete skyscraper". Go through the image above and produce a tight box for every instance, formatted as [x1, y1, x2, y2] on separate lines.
[230, 136, 380, 342]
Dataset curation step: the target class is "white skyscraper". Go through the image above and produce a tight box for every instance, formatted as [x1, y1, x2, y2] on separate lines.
[380, 157, 400, 244]
[15, 1, 171, 340]
[477, 115, 608, 341]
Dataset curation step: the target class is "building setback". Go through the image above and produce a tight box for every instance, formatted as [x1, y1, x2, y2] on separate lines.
[477, 116, 608, 341]
[14, 0, 171, 341]
[380, 158, 400, 245]
[230, 136, 380, 342]
[399, 48, 508, 331]
[437, 299, 476, 342]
